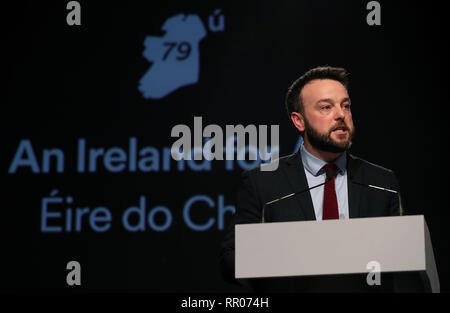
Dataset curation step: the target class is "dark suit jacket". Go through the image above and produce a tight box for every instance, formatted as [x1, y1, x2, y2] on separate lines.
[220, 150, 424, 292]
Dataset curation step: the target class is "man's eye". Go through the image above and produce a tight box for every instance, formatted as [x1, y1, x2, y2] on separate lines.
[322, 106, 331, 110]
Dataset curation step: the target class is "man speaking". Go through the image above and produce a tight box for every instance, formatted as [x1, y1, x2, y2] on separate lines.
[220, 66, 423, 292]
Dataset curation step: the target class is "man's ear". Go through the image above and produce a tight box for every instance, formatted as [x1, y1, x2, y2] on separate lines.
[290, 112, 305, 133]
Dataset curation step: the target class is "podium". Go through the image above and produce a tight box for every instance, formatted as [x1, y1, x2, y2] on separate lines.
[235, 215, 439, 292]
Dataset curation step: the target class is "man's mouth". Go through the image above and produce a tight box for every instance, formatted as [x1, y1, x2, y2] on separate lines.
[332, 126, 348, 134]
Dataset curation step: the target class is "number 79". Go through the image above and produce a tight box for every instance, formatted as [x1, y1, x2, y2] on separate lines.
[162, 42, 191, 61]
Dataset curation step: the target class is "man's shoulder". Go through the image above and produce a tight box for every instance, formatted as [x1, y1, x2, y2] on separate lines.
[240, 152, 296, 182]
[348, 153, 396, 177]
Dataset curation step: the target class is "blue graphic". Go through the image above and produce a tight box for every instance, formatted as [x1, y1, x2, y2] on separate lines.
[138, 14, 207, 99]
[293, 135, 304, 153]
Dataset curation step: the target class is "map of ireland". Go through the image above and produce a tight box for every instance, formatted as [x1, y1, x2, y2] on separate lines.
[138, 14, 207, 99]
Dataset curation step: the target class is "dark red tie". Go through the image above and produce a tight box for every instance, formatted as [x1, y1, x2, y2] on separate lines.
[323, 163, 339, 220]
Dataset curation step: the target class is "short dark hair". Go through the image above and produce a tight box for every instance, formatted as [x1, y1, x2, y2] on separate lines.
[285, 66, 350, 117]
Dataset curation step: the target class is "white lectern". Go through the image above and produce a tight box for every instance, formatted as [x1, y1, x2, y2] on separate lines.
[235, 215, 439, 293]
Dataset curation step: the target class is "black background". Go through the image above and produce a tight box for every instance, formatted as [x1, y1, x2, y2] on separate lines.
[3, 0, 449, 292]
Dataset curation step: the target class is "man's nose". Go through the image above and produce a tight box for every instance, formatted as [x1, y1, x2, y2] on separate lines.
[335, 106, 345, 120]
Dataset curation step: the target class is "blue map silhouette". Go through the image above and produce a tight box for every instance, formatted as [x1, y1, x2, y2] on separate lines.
[139, 14, 206, 99]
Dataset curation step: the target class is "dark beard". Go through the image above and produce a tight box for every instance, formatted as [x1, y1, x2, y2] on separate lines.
[304, 118, 354, 153]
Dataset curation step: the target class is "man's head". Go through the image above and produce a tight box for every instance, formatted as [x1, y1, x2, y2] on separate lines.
[285, 66, 355, 157]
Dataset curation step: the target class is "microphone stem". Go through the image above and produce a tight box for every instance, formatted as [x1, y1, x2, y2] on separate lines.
[353, 181, 403, 216]
[261, 179, 330, 223]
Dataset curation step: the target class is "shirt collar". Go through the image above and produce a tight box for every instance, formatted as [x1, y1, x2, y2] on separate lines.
[300, 142, 347, 176]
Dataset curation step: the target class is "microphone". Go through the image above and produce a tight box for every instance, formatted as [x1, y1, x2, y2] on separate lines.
[261, 170, 335, 223]
[349, 180, 404, 216]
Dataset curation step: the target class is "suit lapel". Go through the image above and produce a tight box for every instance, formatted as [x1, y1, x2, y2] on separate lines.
[281, 150, 363, 220]
[283, 150, 316, 221]
[347, 152, 363, 218]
